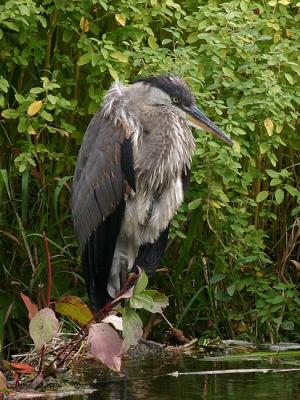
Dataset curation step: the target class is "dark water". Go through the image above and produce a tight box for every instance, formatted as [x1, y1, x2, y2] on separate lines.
[59, 352, 300, 400]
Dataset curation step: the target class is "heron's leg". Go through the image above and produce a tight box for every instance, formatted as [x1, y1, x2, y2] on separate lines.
[107, 238, 126, 298]
[119, 258, 128, 293]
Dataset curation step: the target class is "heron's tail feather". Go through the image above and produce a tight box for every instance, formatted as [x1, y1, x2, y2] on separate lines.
[134, 225, 169, 275]
[82, 200, 126, 312]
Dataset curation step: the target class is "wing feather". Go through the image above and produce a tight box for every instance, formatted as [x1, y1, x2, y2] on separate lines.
[72, 113, 125, 250]
[72, 111, 135, 310]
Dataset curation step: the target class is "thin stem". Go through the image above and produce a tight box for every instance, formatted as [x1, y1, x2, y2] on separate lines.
[43, 232, 52, 306]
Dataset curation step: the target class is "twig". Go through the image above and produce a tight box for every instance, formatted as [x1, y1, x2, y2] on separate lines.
[35, 345, 45, 379]
[46, 272, 140, 372]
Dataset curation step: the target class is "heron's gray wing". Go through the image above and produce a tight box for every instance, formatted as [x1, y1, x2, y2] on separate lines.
[72, 111, 125, 248]
[71, 111, 135, 310]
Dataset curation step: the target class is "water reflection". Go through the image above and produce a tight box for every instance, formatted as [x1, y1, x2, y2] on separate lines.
[81, 353, 300, 400]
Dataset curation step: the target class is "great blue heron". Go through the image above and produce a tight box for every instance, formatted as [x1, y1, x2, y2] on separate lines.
[71, 75, 232, 311]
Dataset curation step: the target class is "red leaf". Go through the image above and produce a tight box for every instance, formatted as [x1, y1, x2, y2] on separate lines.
[88, 323, 122, 372]
[10, 362, 36, 374]
[20, 293, 38, 320]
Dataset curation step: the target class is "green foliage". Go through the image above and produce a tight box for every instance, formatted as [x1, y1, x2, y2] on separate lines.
[0, 0, 299, 355]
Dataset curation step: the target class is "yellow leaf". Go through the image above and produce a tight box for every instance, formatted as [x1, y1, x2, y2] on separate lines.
[80, 17, 89, 32]
[27, 126, 36, 135]
[166, 0, 180, 8]
[27, 100, 43, 117]
[111, 51, 128, 63]
[148, 36, 159, 50]
[55, 295, 94, 326]
[264, 118, 274, 136]
[273, 32, 280, 44]
[115, 14, 126, 27]
[166, 0, 175, 6]
[108, 67, 119, 81]
[233, 141, 241, 153]
[278, 0, 290, 4]
[285, 29, 293, 38]
[210, 200, 222, 209]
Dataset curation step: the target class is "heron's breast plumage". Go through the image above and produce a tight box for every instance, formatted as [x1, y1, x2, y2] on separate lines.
[120, 106, 195, 246]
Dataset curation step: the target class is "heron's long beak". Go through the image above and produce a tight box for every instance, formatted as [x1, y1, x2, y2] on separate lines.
[185, 105, 233, 146]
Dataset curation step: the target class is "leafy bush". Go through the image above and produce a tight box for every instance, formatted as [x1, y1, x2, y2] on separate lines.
[0, 0, 299, 356]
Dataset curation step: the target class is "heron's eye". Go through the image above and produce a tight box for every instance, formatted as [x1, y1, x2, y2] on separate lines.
[172, 97, 180, 104]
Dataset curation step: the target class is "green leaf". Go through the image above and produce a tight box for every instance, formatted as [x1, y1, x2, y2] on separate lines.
[2, 21, 19, 32]
[256, 191, 269, 202]
[284, 185, 299, 197]
[111, 51, 128, 63]
[18, 117, 28, 133]
[143, 290, 169, 313]
[266, 169, 279, 178]
[130, 293, 154, 311]
[290, 64, 300, 76]
[148, 36, 159, 50]
[134, 271, 148, 294]
[77, 53, 92, 66]
[108, 67, 119, 81]
[0, 78, 8, 93]
[145, 27, 154, 36]
[188, 198, 201, 210]
[1, 109, 19, 119]
[63, 30, 73, 43]
[215, 291, 231, 302]
[282, 320, 294, 331]
[222, 67, 234, 77]
[175, 230, 187, 239]
[187, 32, 198, 43]
[270, 178, 281, 186]
[40, 110, 53, 122]
[231, 127, 247, 136]
[0, 169, 11, 200]
[47, 94, 57, 104]
[210, 274, 225, 284]
[275, 188, 284, 204]
[260, 143, 270, 154]
[53, 176, 72, 218]
[284, 73, 294, 85]
[226, 284, 236, 297]
[122, 307, 143, 351]
[267, 295, 284, 304]
[29, 87, 45, 95]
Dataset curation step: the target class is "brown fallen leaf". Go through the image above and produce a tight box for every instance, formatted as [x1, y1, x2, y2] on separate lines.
[0, 371, 7, 389]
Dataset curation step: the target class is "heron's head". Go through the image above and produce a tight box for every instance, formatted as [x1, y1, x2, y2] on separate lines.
[133, 75, 233, 146]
